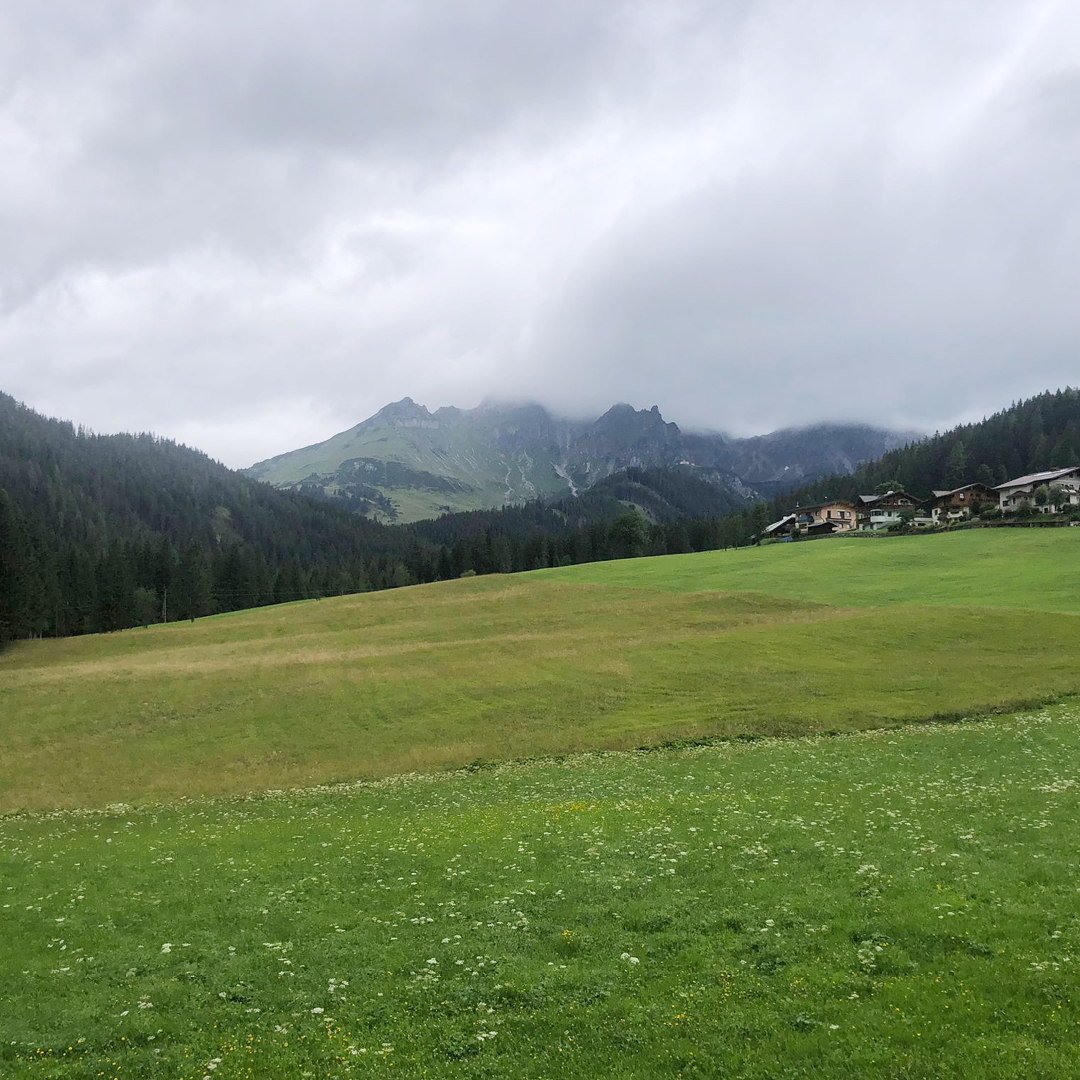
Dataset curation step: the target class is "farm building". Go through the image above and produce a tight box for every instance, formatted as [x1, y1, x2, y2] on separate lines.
[763, 513, 840, 539]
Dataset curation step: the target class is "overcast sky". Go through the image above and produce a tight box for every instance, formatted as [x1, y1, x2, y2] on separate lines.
[2, 1, 1078, 467]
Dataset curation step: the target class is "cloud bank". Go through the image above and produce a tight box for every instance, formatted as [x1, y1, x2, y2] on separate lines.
[1, 0, 1078, 465]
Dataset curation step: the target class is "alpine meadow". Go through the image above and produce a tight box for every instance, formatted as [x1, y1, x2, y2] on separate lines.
[4, 530, 1080, 1078]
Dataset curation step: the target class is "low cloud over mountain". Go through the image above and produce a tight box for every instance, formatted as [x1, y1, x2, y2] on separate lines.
[3, 1, 1078, 466]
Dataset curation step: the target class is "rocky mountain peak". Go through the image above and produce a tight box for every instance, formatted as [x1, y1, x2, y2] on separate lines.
[372, 397, 439, 429]
[591, 402, 680, 439]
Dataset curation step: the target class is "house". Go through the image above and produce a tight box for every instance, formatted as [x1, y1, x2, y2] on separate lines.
[926, 483, 998, 523]
[856, 490, 922, 531]
[995, 467, 1080, 512]
[794, 499, 859, 532]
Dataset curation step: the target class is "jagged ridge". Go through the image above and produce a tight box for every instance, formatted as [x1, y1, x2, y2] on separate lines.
[246, 399, 912, 522]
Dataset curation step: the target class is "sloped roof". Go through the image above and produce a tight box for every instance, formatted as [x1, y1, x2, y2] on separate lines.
[795, 499, 857, 512]
[929, 483, 997, 500]
[858, 490, 919, 506]
[995, 467, 1080, 491]
[764, 514, 797, 534]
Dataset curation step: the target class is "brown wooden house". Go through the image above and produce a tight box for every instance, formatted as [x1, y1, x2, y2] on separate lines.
[927, 483, 998, 522]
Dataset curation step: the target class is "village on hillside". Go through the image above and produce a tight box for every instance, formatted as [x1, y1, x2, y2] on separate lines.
[764, 466, 1080, 539]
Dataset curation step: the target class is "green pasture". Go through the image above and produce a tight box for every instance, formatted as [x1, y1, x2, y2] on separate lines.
[2, 529, 1080, 811]
[3, 704, 1080, 1078]
[550, 527, 1080, 611]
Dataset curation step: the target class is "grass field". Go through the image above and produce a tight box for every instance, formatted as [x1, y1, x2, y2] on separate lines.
[3, 704, 1080, 1078]
[5, 529, 1080, 1078]
[3, 529, 1080, 811]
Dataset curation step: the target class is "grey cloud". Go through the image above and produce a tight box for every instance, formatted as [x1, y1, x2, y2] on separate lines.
[1, 0, 1078, 466]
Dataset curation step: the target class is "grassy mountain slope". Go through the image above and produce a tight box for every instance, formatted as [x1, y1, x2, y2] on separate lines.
[4, 529, 1080, 811]
[247, 399, 575, 521]
[554, 526, 1080, 610]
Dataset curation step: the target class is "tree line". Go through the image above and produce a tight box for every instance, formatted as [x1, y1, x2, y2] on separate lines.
[780, 387, 1080, 514]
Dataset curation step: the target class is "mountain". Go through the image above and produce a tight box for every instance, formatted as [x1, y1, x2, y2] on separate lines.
[246, 398, 577, 521]
[246, 398, 911, 522]
[12, 385, 1076, 647]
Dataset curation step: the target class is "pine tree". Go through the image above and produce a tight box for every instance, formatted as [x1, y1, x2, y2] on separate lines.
[610, 513, 647, 558]
[175, 545, 214, 620]
[0, 491, 24, 642]
[942, 441, 967, 489]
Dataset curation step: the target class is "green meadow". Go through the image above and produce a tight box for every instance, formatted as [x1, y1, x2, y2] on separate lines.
[4, 529, 1080, 1078]
[2, 530, 1080, 811]
[4, 706, 1080, 1078]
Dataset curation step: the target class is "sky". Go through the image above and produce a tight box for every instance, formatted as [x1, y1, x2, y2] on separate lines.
[1, 0, 1078, 468]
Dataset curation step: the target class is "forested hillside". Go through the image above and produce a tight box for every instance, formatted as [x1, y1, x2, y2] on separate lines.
[0, 392, 413, 640]
[784, 388, 1080, 510]
[0, 396, 758, 643]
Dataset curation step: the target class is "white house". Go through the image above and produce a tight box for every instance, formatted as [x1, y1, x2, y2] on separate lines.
[995, 467, 1080, 512]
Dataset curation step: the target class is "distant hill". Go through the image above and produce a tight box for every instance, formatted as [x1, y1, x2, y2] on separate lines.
[245, 398, 912, 522]
[0, 391, 400, 640]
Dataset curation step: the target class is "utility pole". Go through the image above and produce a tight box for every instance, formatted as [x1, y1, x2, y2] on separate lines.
[162, 587, 168, 624]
